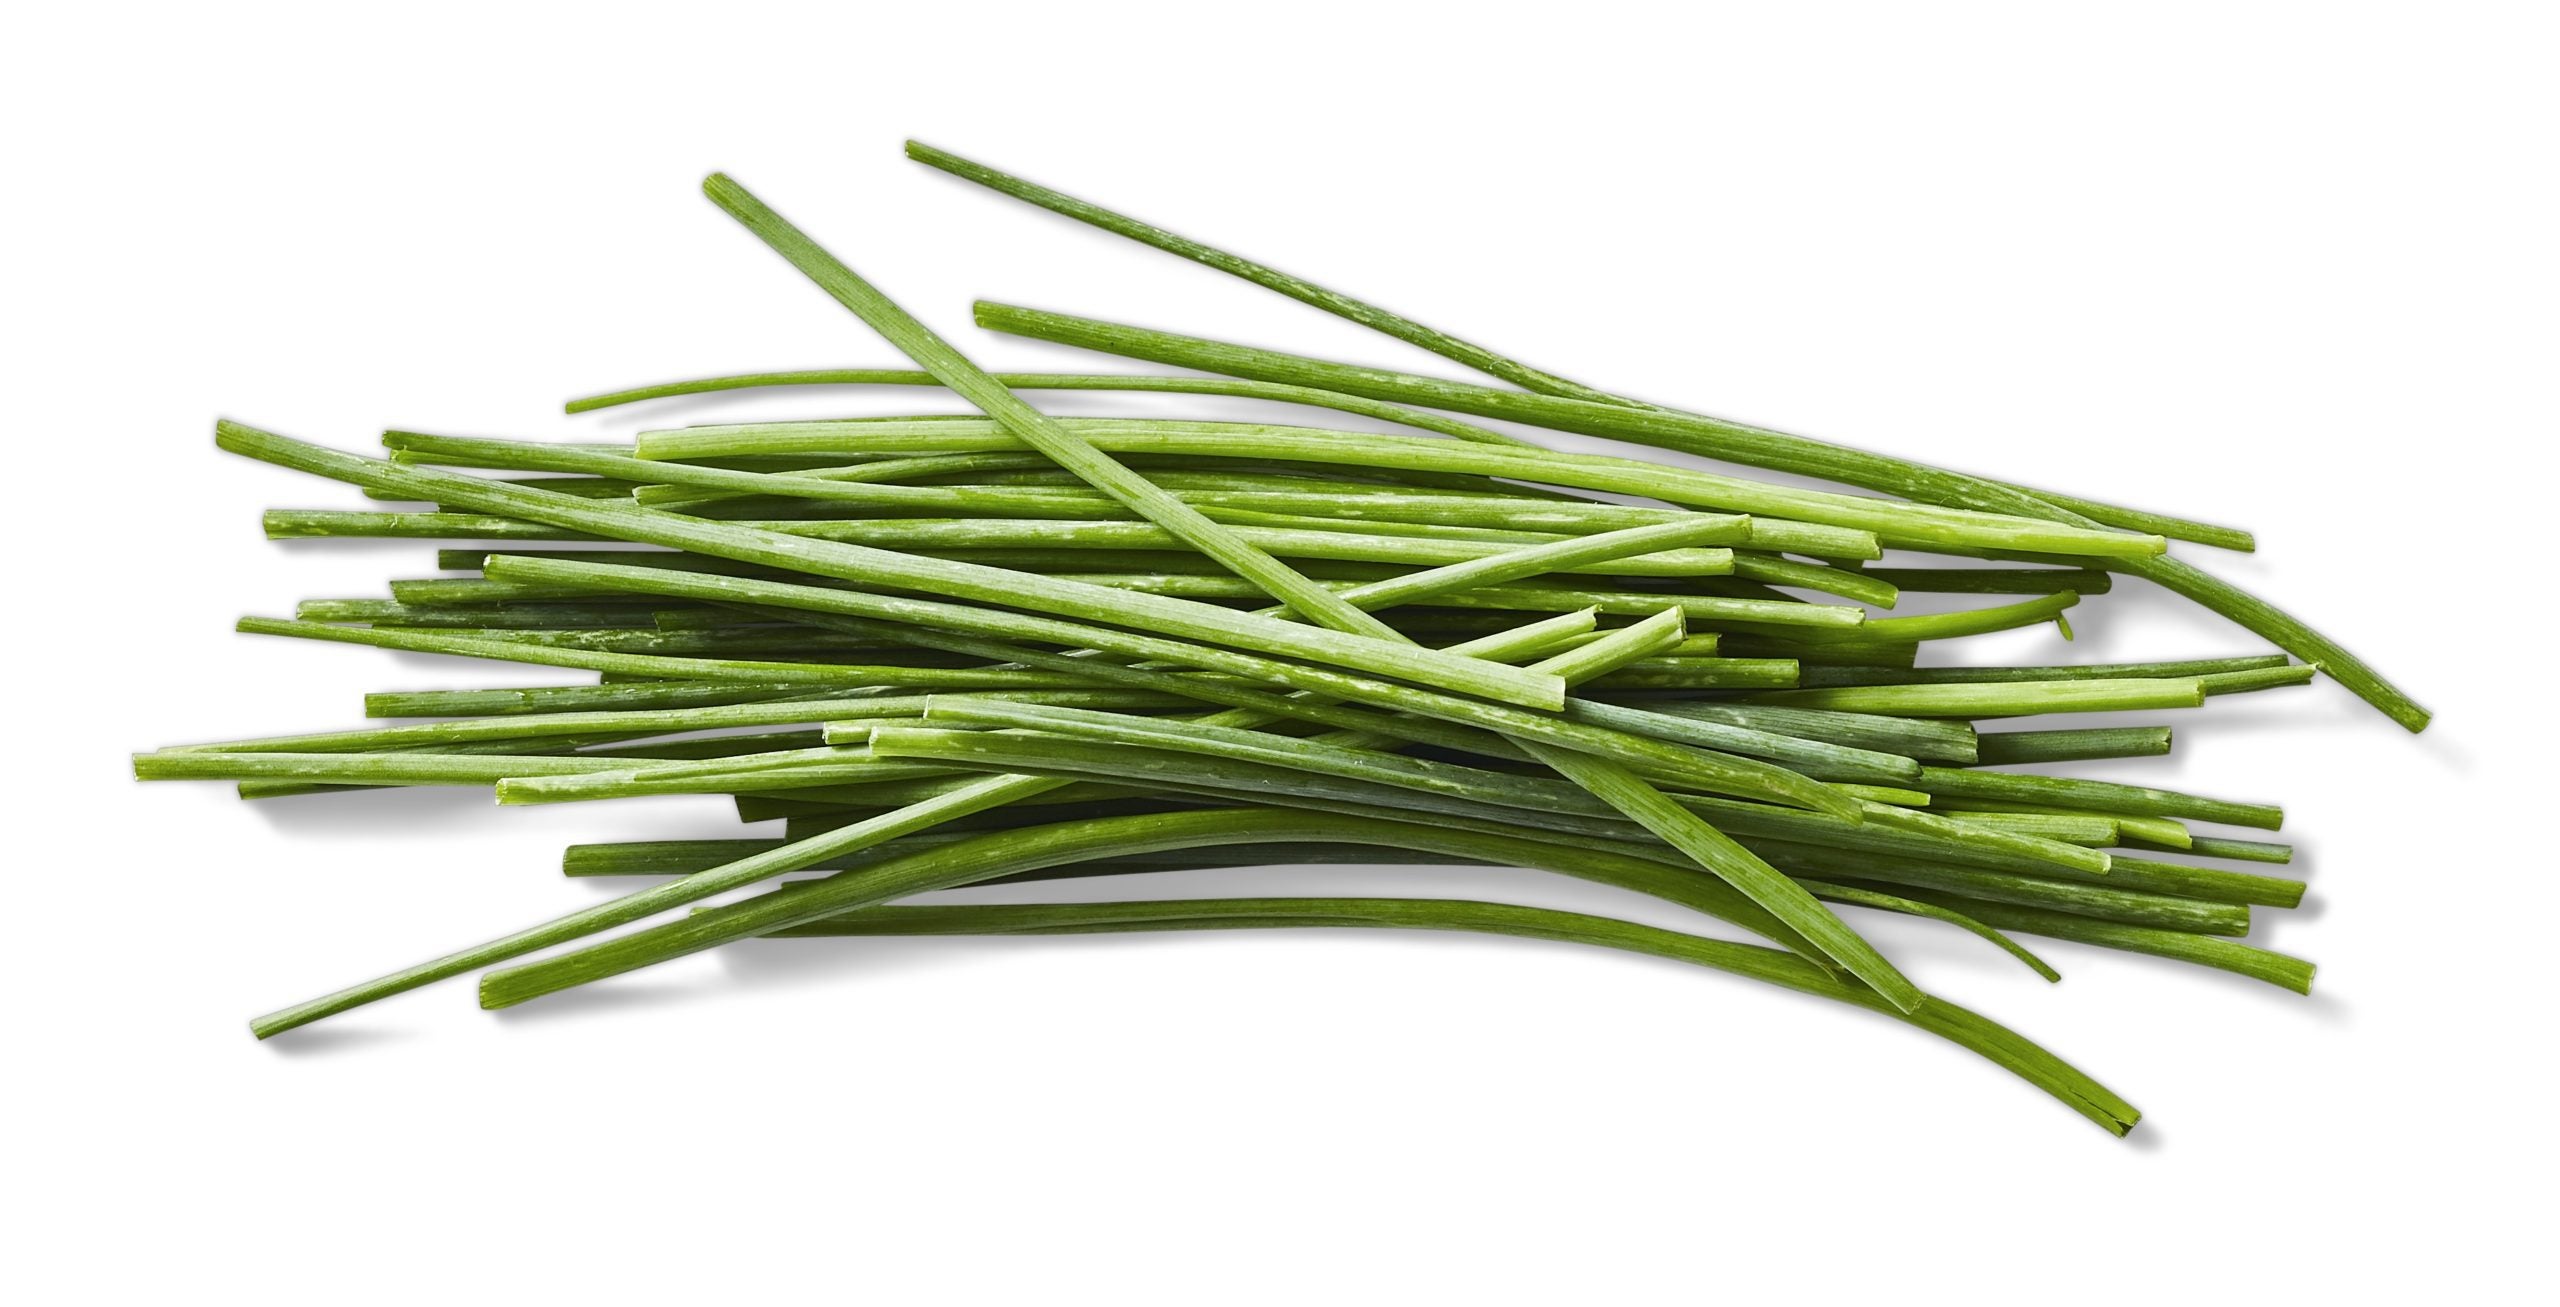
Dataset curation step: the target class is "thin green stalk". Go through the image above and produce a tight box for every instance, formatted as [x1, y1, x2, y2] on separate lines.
[1913, 766, 2284, 832]
[1249, 517, 1755, 618]
[2162, 836, 2296, 866]
[569, 367, 1531, 445]
[702, 173, 1404, 642]
[1934, 803, 2192, 849]
[236, 615, 1085, 688]
[1793, 881, 2061, 982]
[2201, 664, 2320, 695]
[1639, 703, 1980, 764]
[1730, 554, 1901, 607]
[1748, 678, 2209, 718]
[367, 681, 843, 718]
[1799, 655, 2287, 690]
[1516, 607, 1686, 684]
[758, 893, 2134, 1131]
[547, 511, 1744, 578]
[1434, 608, 1599, 662]
[1768, 592, 2078, 647]
[134, 749, 663, 787]
[294, 598, 687, 630]
[638, 416, 2159, 561]
[1971, 727, 2175, 766]
[1516, 741, 1921, 1011]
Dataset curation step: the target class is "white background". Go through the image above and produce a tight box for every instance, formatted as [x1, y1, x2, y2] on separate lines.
[8, 3, 2553, 1300]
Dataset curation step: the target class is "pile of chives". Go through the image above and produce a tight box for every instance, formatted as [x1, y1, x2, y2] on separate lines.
[134, 145, 2424, 1138]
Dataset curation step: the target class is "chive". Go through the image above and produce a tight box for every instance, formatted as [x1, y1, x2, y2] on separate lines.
[1766, 592, 2078, 646]
[571, 367, 1532, 445]
[229, 733, 664, 800]
[1729, 554, 1901, 607]
[1912, 766, 2284, 832]
[1933, 803, 2193, 850]
[1559, 700, 1923, 785]
[558, 835, 1480, 878]
[295, 598, 684, 630]
[1935, 811, 2124, 846]
[1584, 659, 1801, 692]
[1971, 727, 2175, 766]
[2200, 664, 2320, 695]
[495, 742, 962, 804]
[134, 749, 658, 787]
[702, 175, 1406, 644]
[535, 508, 1746, 577]
[1639, 703, 1981, 764]
[238, 615, 1087, 688]
[218, 422, 1568, 711]
[166, 693, 963, 753]
[1794, 881, 2061, 982]
[764, 897, 2134, 1132]
[640, 417, 2157, 561]
[970, 303, 2424, 731]
[2157, 836, 2296, 866]
[1512, 607, 1686, 685]
[1247, 517, 1755, 618]
[1433, 608, 1600, 663]
[1747, 678, 2208, 718]
[367, 681, 840, 717]
[1798, 655, 2287, 689]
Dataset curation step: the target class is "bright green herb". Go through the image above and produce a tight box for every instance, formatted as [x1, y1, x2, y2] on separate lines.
[124, 149, 2431, 1142]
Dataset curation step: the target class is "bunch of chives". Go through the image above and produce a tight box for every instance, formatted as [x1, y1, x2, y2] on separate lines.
[130, 146, 2420, 1140]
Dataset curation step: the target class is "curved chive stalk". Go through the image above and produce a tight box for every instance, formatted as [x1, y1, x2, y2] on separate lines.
[968, 304, 2425, 731]
[701, 174, 1403, 643]
[1793, 881, 2061, 982]
[473, 804, 1877, 1016]
[757, 893, 2132, 1132]
[568, 366, 1532, 446]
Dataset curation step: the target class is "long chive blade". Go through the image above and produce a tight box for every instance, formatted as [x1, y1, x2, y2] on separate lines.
[701, 173, 1407, 643]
